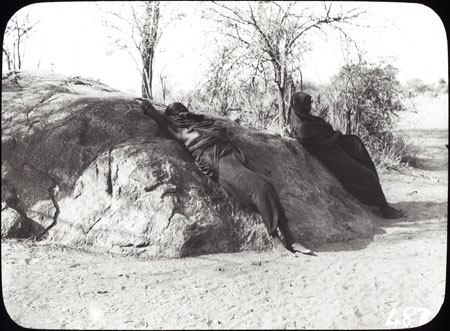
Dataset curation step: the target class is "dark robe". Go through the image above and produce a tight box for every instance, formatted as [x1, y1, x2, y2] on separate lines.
[290, 92, 388, 208]
[161, 112, 294, 241]
[166, 113, 240, 181]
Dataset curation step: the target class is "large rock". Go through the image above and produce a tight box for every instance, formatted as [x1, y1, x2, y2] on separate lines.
[1, 204, 27, 238]
[1, 70, 376, 258]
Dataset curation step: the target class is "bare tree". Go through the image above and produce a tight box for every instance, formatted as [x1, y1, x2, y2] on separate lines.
[159, 72, 168, 104]
[101, 1, 163, 99]
[2, 10, 38, 71]
[140, 1, 160, 99]
[205, 1, 363, 136]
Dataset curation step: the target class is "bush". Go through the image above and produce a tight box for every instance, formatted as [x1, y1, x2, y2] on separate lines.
[314, 60, 409, 169]
[370, 132, 410, 171]
[183, 57, 414, 169]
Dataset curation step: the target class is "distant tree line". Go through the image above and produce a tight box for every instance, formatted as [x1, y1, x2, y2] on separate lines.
[403, 77, 448, 97]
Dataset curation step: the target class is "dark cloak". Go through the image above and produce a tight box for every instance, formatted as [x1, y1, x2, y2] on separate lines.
[167, 112, 295, 237]
[290, 92, 387, 207]
[166, 112, 291, 238]
[142, 101, 295, 239]
[166, 113, 244, 181]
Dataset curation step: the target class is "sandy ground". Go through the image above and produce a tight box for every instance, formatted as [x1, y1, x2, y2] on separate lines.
[1, 129, 447, 330]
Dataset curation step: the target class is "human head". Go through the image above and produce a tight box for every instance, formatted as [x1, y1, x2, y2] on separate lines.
[290, 92, 312, 117]
[165, 102, 188, 116]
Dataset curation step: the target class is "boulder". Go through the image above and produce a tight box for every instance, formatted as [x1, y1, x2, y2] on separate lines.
[1, 70, 375, 258]
[1, 204, 27, 238]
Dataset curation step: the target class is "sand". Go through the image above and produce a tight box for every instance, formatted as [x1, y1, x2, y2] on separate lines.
[1, 129, 447, 329]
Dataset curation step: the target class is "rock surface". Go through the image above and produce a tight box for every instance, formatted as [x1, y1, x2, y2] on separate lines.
[1, 204, 27, 238]
[1, 70, 376, 258]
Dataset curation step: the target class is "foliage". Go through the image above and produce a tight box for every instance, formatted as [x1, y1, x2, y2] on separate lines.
[184, 42, 280, 132]
[316, 60, 409, 167]
[371, 134, 410, 171]
[201, 1, 363, 135]
[186, 45, 414, 167]
[403, 77, 448, 97]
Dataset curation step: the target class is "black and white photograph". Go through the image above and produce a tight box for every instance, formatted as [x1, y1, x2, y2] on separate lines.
[1, 1, 448, 329]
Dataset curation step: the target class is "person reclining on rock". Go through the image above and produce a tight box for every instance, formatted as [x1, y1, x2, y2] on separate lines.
[140, 99, 311, 256]
[289, 91, 404, 219]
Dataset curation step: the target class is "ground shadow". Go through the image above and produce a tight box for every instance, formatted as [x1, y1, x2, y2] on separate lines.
[311, 237, 378, 253]
[381, 200, 446, 224]
[311, 200, 447, 253]
[408, 156, 448, 171]
[1, 207, 46, 239]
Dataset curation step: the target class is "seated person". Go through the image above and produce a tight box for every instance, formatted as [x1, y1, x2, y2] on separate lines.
[290, 92, 404, 219]
[141, 99, 312, 256]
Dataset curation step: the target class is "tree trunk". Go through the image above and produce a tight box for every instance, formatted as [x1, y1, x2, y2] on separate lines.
[272, 59, 289, 136]
[345, 109, 352, 135]
[160, 75, 167, 104]
[277, 86, 290, 136]
[140, 1, 160, 100]
[141, 51, 154, 99]
[298, 68, 303, 91]
[16, 28, 21, 69]
[285, 74, 295, 135]
[3, 49, 11, 71]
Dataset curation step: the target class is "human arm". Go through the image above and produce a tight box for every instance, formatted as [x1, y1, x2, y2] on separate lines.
[292, 115, 342, 149]
[326, 130, 342, 146]
[303, 130, 342, 148]
[140, 100, 180, 140]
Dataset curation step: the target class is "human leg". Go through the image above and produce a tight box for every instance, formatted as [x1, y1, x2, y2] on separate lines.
[218, 152, 310, 255]
[339, 135, 379, 179]
[338, 137, 404, 218]
[218, 153, 279, 234]
[276, 216, 311, 254]
[313, 146, 388, 206]
[271, 235, 295, 257]
[310, 145, 404, 218]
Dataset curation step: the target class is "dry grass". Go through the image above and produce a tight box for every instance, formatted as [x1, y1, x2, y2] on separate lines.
[400, 129, 448, 171]
[372, 135, 409, 171]
[373, 129, 448, 172]
[374, 92, 448, 171]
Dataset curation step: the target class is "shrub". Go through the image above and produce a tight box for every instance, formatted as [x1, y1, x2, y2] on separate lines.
[315, 60, 409, 169]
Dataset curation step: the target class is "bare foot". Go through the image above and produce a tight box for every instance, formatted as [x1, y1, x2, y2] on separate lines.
[380, 205, 405, 219]
[272, 237, 295, 257]
[291, 242, 312, 255]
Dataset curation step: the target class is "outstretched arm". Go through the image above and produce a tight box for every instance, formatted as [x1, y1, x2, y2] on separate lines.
[140, 100, 169, 132]
[140, 100, 180, 140]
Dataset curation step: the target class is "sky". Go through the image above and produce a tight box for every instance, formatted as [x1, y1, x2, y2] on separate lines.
[3, 1, 448, 102]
